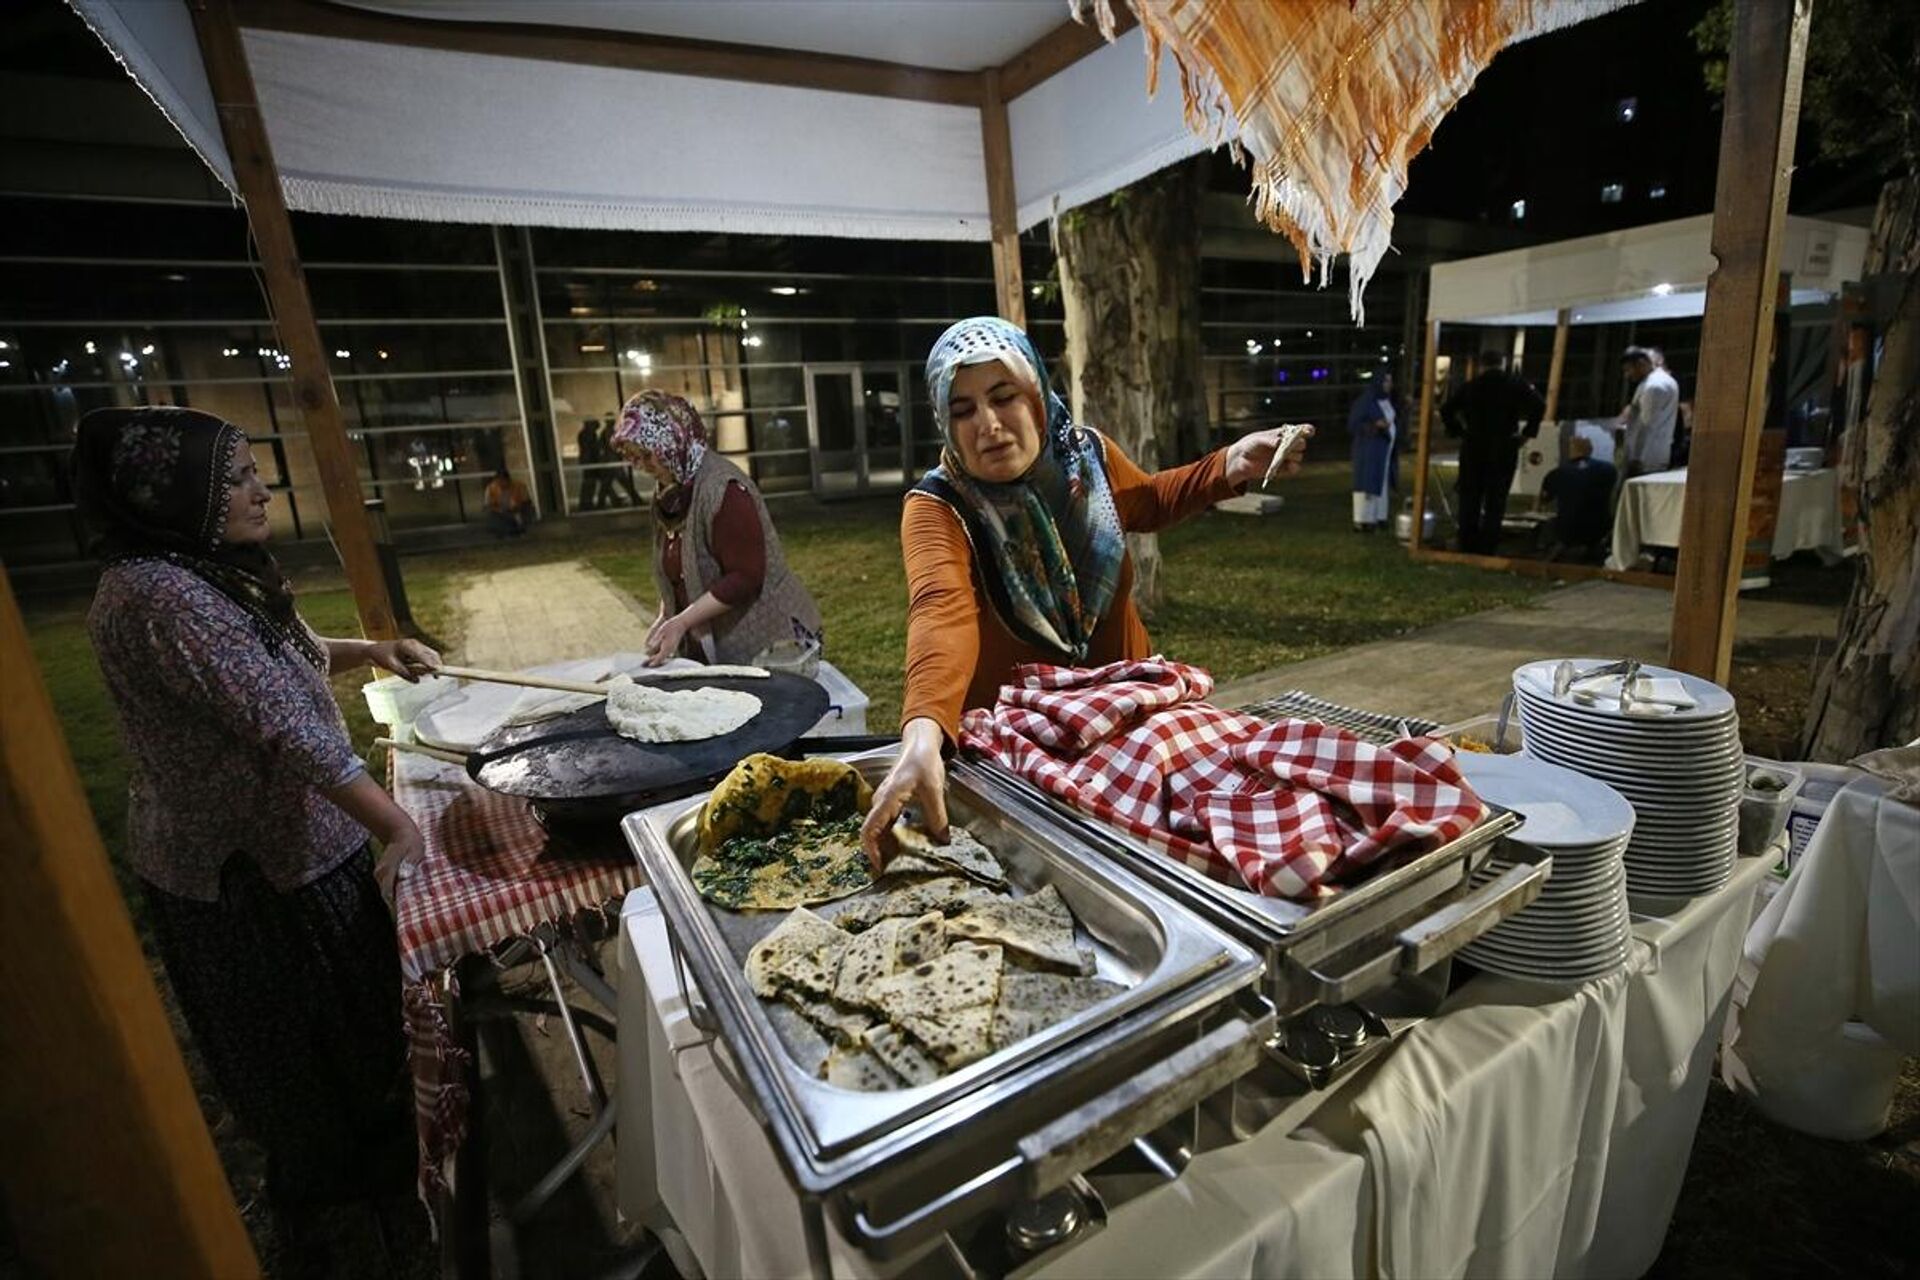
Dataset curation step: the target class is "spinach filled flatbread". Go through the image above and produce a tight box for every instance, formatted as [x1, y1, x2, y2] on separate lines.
[698, 754, 873, 853]
[745, 908, 844, 997]
[691, 814, 872, 910]
[945, 885, 1090, 973]
[887, 822, 1008, 889]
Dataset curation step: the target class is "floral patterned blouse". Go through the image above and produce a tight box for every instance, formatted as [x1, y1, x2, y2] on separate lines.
[88, 559, 368, 900]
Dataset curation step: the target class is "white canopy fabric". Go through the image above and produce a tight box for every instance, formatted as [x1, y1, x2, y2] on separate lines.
[1427, 214, 1872, 326]
[69, 0, 1207, 240]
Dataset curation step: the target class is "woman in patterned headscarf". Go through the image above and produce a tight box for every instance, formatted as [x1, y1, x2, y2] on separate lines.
[611, 389, 821, 666]
[859, 317, 1312, 866]
[72, 405, 436, 1225]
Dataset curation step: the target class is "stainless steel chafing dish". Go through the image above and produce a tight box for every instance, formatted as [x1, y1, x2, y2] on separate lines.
[973, 763, 1544, 1018]
[623, 747, 1273, 1269]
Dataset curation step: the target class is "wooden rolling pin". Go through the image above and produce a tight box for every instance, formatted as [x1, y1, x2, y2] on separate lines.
[432, 664, 615, 696]
[374, 737, 468, 765]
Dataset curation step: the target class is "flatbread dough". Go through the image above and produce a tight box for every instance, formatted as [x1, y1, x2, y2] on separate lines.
[699, 754, 873, 853]
[946, 885, 1091, 974]
[604, 676, 760, 743]
[888, 822, 1008, 889]
[745, 909, 844, 997]
[650, 664, 769, 679]
[691, 815, 872, 910]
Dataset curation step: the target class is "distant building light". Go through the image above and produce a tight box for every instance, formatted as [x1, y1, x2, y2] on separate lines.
[1305, 330, 1314, 338]
[0, 340, 9, 350]
[1277, 370, 1291, 383]
[1380, 355, 1390, 362]
[1600, 183, 1625, 204]
[0, 360, 9, 369]
[84, 341, 97, 354]
[1616, 97, 1638, 123]
[1649, 184, 1669, 200]
[163, 272, 188, 283]
[1510, 198, 1527, 221]
[772, 286, 800, 296]
[1650, 282, 1675, 297]
[743, 335, 764, 348]
[580, 343, 607, 353]
[334, 348, 351, 359]
[378, 349, 390, 360]
[1245, 338, 1264, 356]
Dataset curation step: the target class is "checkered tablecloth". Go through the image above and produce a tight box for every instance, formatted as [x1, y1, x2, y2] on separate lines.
[389, 751, 642, 1223]
[958, 658, 1485, 900]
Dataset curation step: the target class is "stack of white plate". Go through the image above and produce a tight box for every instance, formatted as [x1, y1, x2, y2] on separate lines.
[1454, 751, 1636, 984]
[1511, 659, 1742, 897]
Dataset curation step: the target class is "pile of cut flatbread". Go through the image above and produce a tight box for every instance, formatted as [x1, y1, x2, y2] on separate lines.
[743, 825, 1124, 1092]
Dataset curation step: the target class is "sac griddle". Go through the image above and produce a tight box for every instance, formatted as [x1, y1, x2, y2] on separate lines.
[464, 671, 852, 824]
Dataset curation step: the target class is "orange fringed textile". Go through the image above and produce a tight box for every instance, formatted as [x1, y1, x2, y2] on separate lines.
[1077, 0, 1638, 321]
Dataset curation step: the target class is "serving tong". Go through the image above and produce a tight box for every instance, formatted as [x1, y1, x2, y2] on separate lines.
[1549, 658, 1691, 713]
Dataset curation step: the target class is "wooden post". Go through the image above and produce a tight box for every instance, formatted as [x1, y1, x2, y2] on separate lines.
[980, 68, 1027, 327]
[191, 0, 399, 639]
[0, 571, 259, 1278]
[1668, 0, 1810, 680]
[1543, 307, 1572, 422]
[1409, 317, 1442, 552]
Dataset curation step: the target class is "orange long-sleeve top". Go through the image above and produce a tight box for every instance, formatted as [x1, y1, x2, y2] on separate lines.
[900, 436, 1240, 740]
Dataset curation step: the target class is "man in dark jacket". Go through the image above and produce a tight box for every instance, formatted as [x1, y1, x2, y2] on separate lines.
[1440, 352, 1546, 554]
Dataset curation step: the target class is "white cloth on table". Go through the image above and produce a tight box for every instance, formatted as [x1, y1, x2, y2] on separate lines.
[1607, 467, 1846, 572]
[1722, 777, 1920, 1139]
[616, 854, 1768, 1279]
[1310, 854, 1769, 1280]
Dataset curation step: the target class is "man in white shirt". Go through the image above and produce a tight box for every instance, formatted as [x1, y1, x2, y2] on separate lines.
[1616, 346, 1679, 476]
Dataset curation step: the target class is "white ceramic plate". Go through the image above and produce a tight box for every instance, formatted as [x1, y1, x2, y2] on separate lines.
[1512, 660, 1737, 722]
[1453, 752, 1636, 849]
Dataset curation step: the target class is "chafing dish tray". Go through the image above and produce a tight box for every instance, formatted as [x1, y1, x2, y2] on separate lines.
[970, 761, 1541, 1018]
[623, 747, 1271, 1263]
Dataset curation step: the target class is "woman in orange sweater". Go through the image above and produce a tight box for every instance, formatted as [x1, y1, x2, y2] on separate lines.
[861, 316, 1311, 866]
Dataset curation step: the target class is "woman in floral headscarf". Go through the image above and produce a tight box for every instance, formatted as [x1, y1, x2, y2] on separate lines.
[72, 405, 437, 1226]
[612, 389, 821, 665]
[859, 317, 1312, 866]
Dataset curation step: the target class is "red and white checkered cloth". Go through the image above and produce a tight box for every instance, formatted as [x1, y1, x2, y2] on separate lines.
[959, 658, 1486, 900]
[389, 752, 641, 1226]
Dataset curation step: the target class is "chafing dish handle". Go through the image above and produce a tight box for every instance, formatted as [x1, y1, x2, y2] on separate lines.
[1396, 851, 1553, 972]
[1016, 1018, 1264, 1199]
[1299, 849, 1553, 1002]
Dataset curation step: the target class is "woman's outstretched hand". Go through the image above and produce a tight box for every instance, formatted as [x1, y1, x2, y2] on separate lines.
[367, 638, 441, 682]
[861, 718, 950, 874]
[1225, 422, 1315, 488]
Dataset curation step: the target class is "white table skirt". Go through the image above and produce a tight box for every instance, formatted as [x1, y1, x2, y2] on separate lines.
[1607, 467, 1845, 572]
[1722, 776, 1920, 1139]
[615, 853, 1769, 1279]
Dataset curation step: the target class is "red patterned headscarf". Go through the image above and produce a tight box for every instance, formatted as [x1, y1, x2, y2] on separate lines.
[612, 390, 708, 488]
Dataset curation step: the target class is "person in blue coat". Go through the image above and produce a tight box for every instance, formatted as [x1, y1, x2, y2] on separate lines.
[1348, 370, 1402, 531]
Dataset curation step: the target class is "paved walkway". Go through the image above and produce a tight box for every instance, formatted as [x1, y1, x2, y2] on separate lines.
[1213, 581, 1837, 726]
[451, 560, 652, 667]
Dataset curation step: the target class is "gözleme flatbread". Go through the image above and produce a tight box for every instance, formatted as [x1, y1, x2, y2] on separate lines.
[943, 884, 1092, 973]
[693, 756, 876, 910]
[887, 822, 1008, 889]
[605, 676, 760, 743]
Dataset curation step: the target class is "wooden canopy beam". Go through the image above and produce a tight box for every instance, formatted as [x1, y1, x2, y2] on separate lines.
[980, 68, 1027, 327]
[999, 12, 1138, 100]
[0, 571, 259, 1278]
[1543, 307, 1571, 422]
[1409, 318, 1442, 552]
[238, 0, 983, 105]
[1669, 0, 1810, 680]
[193, 0, 398, 640]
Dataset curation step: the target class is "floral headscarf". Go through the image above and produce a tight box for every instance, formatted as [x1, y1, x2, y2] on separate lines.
[613, 391, 708, 486]
[70, 405, 322, 668]
[913, 317, 1125, 662]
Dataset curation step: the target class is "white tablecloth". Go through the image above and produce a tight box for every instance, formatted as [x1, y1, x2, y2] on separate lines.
[1722, 776, 1920, 1139]
[615, 854, 1770, 1279]
[1607, 467, 1845, 572]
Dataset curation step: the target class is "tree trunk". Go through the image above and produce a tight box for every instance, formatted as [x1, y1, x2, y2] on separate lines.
[1053, 157, 1209, 617]
[1803, 176, 1920, 758]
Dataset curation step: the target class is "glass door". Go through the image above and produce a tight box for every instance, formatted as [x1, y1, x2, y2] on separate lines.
[804, 363, 915, 498]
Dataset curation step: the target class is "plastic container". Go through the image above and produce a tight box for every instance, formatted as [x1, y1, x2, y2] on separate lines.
[361, 672, 458, 735]
[1739, 756, 1804, 859]
[1778, 760, 1862, 875]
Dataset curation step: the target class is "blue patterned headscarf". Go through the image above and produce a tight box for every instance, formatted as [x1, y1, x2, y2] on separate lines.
[913, 317, 1125, 661]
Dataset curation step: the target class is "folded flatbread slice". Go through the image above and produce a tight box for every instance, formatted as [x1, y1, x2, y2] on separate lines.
[832, 911, 944, 1008]
[888, 823, 1008, 889]
[699, 754, 873, 853]
[831, 876, 1002, 933]
[821, 1044, 902, 1092]
[901, 1007, 997, 1071]
[867, 945, 1003, 1024]
[945, 886, 1089, 973]
[772, 944, 843, 1000]
[780, 990, 875, 1047]
[990, 973, 1126, 1048]
[745, 909, 845, 997]
[863, 1025, 942, 1087]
